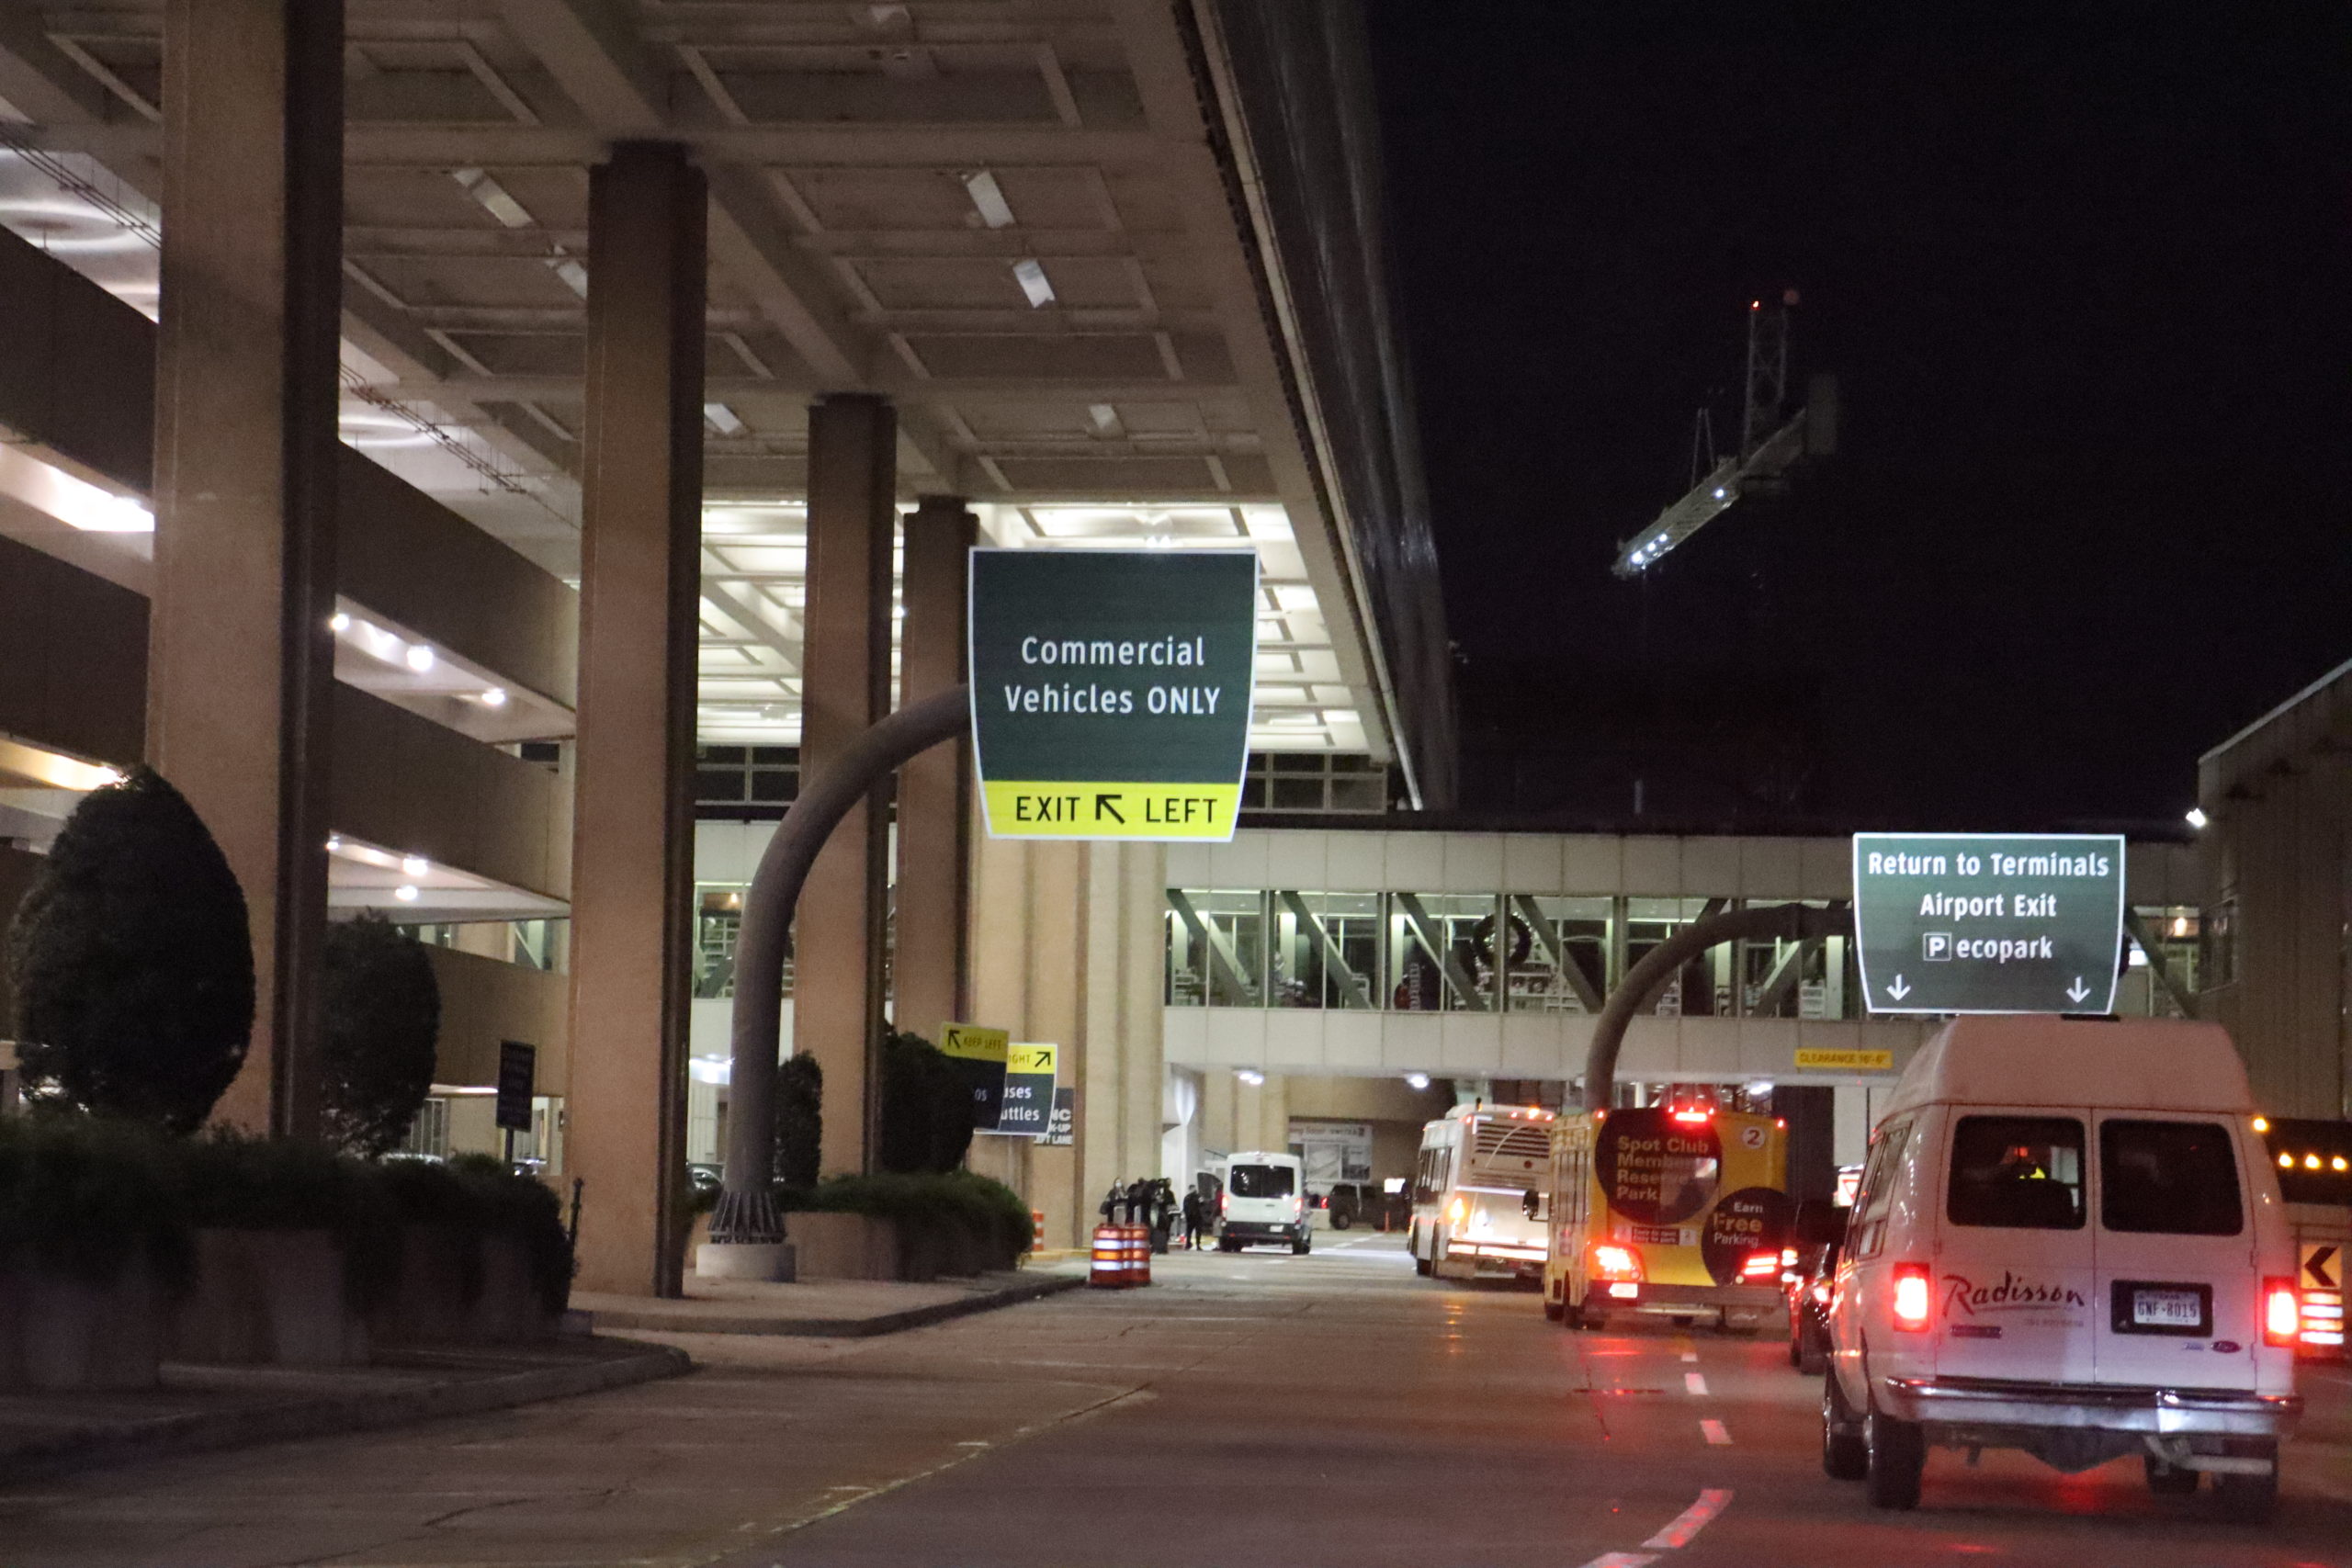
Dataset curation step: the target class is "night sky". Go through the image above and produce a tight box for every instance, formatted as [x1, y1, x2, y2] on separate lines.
[1365, 4, 2352, 829]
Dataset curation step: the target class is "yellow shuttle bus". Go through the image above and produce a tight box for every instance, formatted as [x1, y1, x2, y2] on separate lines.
[1544, 1100, 1792, 1332]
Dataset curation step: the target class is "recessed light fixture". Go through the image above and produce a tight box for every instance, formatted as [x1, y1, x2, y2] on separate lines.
[1405, 1072, 1430, 1090]
[961, 169, 1016, 229]
[325, 835, 343, 853]
[329, 612, 351, 632]
[480, 687, 508, 708]
[1235, 1067, 1264, 1086]
[404, 644, 435, 672]
[2185, 807, 2209, 829]
[393, 885, 419, 903]
[401, 855, 428, 877]
[1012, 257, 1056, 308]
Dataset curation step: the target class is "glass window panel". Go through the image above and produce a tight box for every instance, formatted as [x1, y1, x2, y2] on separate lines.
[2100, 1119, 2242, 1235]
[1508, 896, 1610, 1013]
[695, 768, 746, 802]
[1947, 1115, 2086, 1230]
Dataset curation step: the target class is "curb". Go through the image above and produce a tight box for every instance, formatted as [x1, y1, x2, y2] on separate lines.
[589, 1271, 1085, 1338]
[0, 1341, 690, 1485]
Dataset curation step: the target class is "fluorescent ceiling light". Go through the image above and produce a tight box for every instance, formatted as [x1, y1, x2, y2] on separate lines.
[480, 687, 508, 708]
[961, 169, 1016, 229]
[393, 885, 419, 903]
[1405, 1072, 1430, 1090]
[704, 402, 747, 436]
[404, 644, 435, 672]
[2185, 807, 2208, 829]
[401, 855, 429, 877]
[0, 736, 123, 792]
[1012, 258, 1056, 308]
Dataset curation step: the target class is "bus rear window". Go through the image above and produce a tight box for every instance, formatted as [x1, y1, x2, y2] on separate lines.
[2100, 1120, 2243, 1235]
[1229, 1164, 1295, 1198]
[1948, 1116, 2085, 1230]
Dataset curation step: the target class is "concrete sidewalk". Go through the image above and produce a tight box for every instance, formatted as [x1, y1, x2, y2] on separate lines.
[0, 1337, 687, 1483]
[575, 1262, 1087, 1338]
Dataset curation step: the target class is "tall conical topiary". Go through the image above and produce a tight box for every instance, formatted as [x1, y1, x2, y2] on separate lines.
[876, 1031, 976, 1175]
[3, 766, 254, 1134]
[775, 1050, 822, 1188]
[320, 911, 441, 1156]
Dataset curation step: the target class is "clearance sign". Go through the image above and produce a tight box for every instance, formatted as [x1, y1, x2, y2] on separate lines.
[968, 548, 1258, 840]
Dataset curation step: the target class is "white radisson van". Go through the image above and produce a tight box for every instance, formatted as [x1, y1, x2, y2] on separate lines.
[1216, 1151, 1311, 1254]
[1822, 1016, 2301, 1519]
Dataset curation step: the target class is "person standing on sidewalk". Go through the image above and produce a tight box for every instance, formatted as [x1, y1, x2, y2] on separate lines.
[1180, 1185, 1206, 1250]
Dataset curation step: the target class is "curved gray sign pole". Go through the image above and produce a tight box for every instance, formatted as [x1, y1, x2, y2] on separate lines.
[710, 685, 971, 1246]
[1580, 903, 1857, 1112]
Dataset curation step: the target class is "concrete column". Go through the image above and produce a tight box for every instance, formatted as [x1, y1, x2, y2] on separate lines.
[148, 0, 343, 1137]
[892, 495, 976, 1043]
[797, 395, 895, 1176]
[565, 144, 706, 1298]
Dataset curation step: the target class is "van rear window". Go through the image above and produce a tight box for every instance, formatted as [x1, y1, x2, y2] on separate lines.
[2100, 1120, 2243, 1235]
[1229, 1164, 1295, 1198]
[1947, 1116, 2085, 1230]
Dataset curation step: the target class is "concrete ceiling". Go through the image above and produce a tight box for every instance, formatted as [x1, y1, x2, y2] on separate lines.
[0, 0, 1399, 761]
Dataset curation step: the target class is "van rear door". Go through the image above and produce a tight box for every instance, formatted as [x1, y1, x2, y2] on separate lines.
[1933, 1110, 2099, 1384]
[2090, 1112, 2258, 1390]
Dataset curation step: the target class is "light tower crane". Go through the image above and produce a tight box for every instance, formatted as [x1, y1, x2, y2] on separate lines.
[1613, 292, 1838, 578]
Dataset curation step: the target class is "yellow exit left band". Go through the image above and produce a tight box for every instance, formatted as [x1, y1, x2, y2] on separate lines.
[983, 781, 1240, 839]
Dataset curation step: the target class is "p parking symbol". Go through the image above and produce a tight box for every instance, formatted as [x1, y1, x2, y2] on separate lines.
[1922, 931, 1952, 962]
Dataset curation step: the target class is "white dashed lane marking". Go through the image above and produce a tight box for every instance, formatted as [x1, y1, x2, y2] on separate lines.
[1642, 1488, 1734, 1551]
[1701, 1418, 1731, 1445]
[1683, 1371, 1709, 1396]
[1576, 1554, 1659, 1568]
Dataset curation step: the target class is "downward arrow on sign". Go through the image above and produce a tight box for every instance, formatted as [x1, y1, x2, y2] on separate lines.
[2066, 976, 2091, 1004]
[1886, 975, 1911, 1002]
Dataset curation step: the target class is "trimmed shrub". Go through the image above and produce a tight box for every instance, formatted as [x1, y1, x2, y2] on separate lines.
[775, 1051, 822, 1188]
[320, 913, 441, 1156]
[4, 768, 254, 1134]
[876, 1031, 974, 1175]
[176, 1131, 400, 1309]
[379, 1154, 573, 1314]
[0, 1116, 571, 1314]
[787, 1169, 1031, 1257]
[0, 1114, 192, 1292]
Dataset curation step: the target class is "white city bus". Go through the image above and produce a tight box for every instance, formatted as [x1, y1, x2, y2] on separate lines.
[1409, 1104, 1555, 1281]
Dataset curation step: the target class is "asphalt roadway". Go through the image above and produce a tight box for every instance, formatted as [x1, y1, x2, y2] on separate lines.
[3, 1231, 2347, 1566]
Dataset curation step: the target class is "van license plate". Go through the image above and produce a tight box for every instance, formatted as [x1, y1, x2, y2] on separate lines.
[2132, 1289, 2203, 1328]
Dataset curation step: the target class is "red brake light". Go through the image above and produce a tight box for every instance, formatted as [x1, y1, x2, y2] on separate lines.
[1741, 1252, 1780, 1279]
[1590, 1243, 1643, 1282]
[1893, 1262, 1933, 1331]
[2264, 1278, 2300, 1347]
[1669, 1108, 1713, 1124]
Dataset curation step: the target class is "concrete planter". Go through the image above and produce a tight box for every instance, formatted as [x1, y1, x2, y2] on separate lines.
[169, 1229, 369, 1368]
[370, 1226, 559, 1348]
[787, 1213, 1022, 1281]
[0, 1258, 165, 1391]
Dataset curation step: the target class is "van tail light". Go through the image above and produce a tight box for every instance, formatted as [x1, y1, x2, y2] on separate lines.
[1741, 1252, 1781, 1280]
[1219, 1191, 1227, 1216]
[1892, 1262, 1933, 1331]
[1590, 1243, 1644, 1282]
[2264, 1278, 2301, 1347]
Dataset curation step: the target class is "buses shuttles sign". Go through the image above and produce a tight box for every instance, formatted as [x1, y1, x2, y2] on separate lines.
[1852, 833, 2126, 1016]
[969, 548, 1259, 840]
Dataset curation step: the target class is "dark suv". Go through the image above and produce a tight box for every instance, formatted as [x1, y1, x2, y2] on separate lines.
[1325, 1180, 1406, 1231]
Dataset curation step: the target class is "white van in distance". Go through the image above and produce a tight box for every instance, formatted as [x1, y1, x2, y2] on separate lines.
[1822, 1016, 2301, 1519]
[1216, 1151, 1311, 1254]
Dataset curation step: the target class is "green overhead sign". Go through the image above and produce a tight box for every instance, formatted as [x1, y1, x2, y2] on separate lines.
[968, 548, 1259, 840]
[1851, 833, 2126, 1015]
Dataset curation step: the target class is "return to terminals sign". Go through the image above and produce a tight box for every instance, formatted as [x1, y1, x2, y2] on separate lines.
[968, 548, 1258, 840]
[1851, 833, 2125, 1015]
